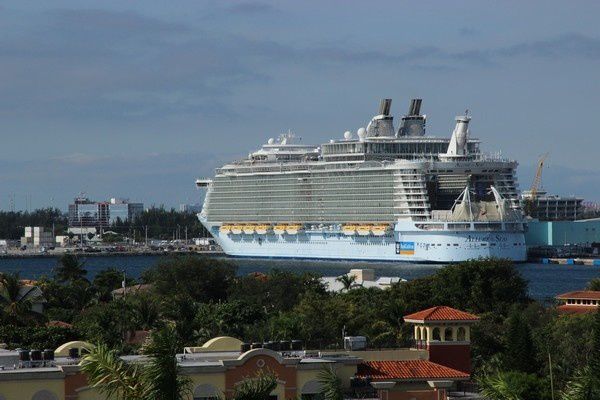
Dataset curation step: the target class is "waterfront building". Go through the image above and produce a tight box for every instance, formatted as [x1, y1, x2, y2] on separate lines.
[0, 306, 477, 400]
[180, 203, 203, 213]
[68, 196, 143, 231]
[525, 219, 600, 246]
[556, 291, 600, 314]
[20, 227, 54, 248]
[321, 269, 406, 292]
[522, 190, 584, 221]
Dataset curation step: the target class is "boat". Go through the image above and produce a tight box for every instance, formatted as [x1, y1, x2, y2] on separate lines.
[371, 225, 389, 236]
[242, 224, 255, 235]
[356, 225, 371, 236]
[255, 224, 270, 235]
[285, 224, 303, 235]
[230, 225, 243, 235]
[342, 225, 357, 236]
[273, 224, 286, 235]
[196, 98, 527, 262]
[219, 224, 231, 234]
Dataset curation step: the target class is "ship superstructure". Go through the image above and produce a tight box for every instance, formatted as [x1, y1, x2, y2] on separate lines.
[196, 99, 526, 262]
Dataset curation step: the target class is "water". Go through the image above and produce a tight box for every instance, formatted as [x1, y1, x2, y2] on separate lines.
[0, 255, 597, 301]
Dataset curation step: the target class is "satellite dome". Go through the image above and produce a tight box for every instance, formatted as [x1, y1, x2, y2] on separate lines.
[357, 127, 367, 141]
[344, 131, 352, 140]
[267, 138, 274, 144]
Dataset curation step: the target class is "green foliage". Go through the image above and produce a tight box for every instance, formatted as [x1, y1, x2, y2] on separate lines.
[0, 272, 45, 325]
[229, 269, 325, 313]
[428, 258, 529, 315]
[478, 371, 552, 400]
[502, 307, 538, 374]
[93, 268, 135, 302]
[142, 255, 236, 303]
[54, 254, 88, 283]
[74, 300, 135, 349]
[142, 324, 192, 400]
[81, 325, 192, 400]
[80, 343, 147, 400]
[586, 278, 600, 291]
[318, 366, 344, 400]
[0, 208, 66, 240]
[131, 206, 209, 239]
[0, 325, 78, 350]
[230, 371, 277, 400]
[336, 274, 356, 291]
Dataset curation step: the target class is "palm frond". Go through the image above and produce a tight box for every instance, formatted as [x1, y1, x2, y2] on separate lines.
[80, 343, 147, 400]
[317, 365, 344, 400]
[231, 371, 278, 400]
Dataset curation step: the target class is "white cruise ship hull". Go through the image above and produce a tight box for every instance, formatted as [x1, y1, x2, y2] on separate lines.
[201, 219, 527, 263]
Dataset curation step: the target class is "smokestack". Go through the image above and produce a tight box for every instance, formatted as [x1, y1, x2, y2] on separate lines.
[379, 99, 392, 116]
[408, 99, 422, 115]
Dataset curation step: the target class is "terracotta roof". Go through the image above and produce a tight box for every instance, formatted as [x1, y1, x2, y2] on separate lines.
[557, 305, 599, 314]
[556, 291, 600, 300]
[47, 320, 73, 328]
[403, 306, 479, 322]
[357, 360, 469, 381]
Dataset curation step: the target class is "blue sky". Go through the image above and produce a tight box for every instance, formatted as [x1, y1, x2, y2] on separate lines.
[1, 1, 599, 210]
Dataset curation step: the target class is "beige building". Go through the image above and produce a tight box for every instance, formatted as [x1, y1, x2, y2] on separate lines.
[0, 307, 476, 400]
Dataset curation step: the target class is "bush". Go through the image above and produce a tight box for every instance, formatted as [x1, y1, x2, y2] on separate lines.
[0, 325, 79, 350]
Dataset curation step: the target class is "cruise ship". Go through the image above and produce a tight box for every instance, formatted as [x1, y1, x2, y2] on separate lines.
[196, 99, 527, 262]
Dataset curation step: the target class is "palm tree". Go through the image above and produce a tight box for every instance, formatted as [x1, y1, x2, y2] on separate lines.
[561, 367, 596, 400]
[0, 272, 44, 325]
[55, 254, 88, 283]
[336, 275, 357, 292]
[477, 372, 522, 400]
[230, 371, 277, 400]
[81, 324, 191, 400]
[318, 366, 344, 400]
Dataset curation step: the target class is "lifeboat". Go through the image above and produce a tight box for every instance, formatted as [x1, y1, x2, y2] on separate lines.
[285, 224, 303, 235]
[219, 224, 232, 234]
[255, 224, 270, 235]
[356, 225, 371, 236]
[342, 225, 357, 236]
[273, 224, 286, 235]
[371, 224, 389, 236]
[242, 224, 255, 234]
[230, 225, 243, 235]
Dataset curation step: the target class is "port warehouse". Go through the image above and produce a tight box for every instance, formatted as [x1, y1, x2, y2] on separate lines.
[525, 219, 600, 246]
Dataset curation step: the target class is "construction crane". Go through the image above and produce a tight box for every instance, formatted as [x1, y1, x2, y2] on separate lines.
[530, 152, 549, 199]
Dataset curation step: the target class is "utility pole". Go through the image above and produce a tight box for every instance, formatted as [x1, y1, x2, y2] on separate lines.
[145, 225, 148, 247]
[185, 226, 188, 244]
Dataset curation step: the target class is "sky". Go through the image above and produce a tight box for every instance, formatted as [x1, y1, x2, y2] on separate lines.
[0, 1, 599, 210]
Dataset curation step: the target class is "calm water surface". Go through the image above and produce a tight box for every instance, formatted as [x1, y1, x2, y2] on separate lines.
[0, 255, 597, 301]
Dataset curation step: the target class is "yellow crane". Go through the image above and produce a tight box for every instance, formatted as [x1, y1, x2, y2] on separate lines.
[530, 152, 549, 198]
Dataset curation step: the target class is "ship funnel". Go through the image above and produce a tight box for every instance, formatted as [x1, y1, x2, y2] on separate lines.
[366, 99, 395, 137]
[379, 99, 392, 116]
[445, 114, 471, 157]
[408, 99, 422, 116]
[398, 98, 426, 137]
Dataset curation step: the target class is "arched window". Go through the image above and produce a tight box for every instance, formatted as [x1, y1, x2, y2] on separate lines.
[415, 328, 421, 341]
[432, 327, 441, 341]
[444, 327, 454, 341]
[422, 327, 428, 341]
[32, 391, 58, 400]
[193, 384, 219, 400]
[301, 380, 324, 400]
[457, 327, 466, 341]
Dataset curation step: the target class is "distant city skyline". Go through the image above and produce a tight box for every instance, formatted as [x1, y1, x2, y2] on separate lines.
[1, 1, 599, 210]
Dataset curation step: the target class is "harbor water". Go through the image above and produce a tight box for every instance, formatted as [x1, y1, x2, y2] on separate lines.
[0, 255, 597, 301]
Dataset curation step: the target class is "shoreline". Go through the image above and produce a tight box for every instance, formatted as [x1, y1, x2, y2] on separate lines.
[0, 250, 224, 259]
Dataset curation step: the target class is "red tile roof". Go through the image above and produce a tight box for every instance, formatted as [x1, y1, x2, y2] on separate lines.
[556, 291, 600, 300]
[357, 360, 469, 381]
[403, 306, 479, 322]
[557, 305, 599, 314]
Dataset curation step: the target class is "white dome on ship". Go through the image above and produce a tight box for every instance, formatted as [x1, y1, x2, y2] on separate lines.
[344, 131, 352, 140]
[267, 138, 274, 144]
